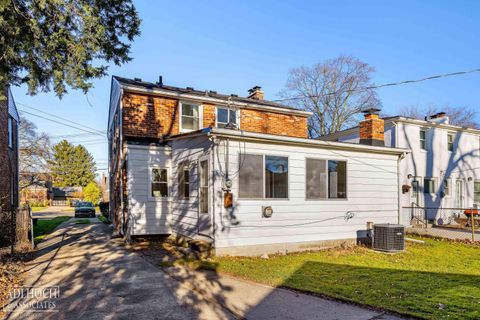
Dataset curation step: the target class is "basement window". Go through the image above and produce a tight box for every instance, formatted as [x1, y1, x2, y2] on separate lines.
[216, 107, 238, 128]
[151, 168, 168, 197]
[180, 102, 200, 132]
[306, 159, 347, 199]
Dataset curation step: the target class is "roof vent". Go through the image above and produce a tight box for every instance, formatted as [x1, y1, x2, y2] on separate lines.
[186, 87, 194, 91]
[134, 77, 142, 82]
[209, 90, 217, 95]
[230, 94, 238, 98]
[157, 76, 163, 86]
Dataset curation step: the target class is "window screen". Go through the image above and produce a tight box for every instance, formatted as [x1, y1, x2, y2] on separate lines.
[306, 159, 327, 199]
[239, 154, 263, 198]
[328, 160, 347, 199]
[265, 156, 288, 198]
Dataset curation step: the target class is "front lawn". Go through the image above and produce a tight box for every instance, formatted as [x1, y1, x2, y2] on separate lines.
[211, 238, 480, 319]
[33, 216, 70, 243]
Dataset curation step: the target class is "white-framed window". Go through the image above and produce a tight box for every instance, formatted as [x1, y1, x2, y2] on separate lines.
[8, 116, 13, 149]
[238, 154, 288, 199]
[419, 129, 427, 150]
[216, 107, 238, 128]
[411, 178, 420, 204]
[180, 102, 201, 132]
[447, 132, 454, 152]
[178, 163, 190, 199]
[474, 181, 480, 204]
[151, 168, 168, 198]
[443, 178, 450, 197]
[423, 178, 436, 194]
[306, 158, 347, 199]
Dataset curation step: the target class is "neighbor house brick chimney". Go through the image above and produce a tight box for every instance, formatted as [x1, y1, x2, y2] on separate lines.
[247, 86, 264, 100]
[359, 108, 384, 146]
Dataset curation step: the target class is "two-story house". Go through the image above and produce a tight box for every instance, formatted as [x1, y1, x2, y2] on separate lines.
[0, 86, 20, 211]
[108, 76, 408, 255]
[322, 112, 480, 225]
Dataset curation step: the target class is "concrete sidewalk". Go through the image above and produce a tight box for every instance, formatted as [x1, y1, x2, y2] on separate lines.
[4, 220, 405, 320]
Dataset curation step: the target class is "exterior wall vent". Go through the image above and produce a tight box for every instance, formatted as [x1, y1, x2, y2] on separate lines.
[373, 224, 405, 252]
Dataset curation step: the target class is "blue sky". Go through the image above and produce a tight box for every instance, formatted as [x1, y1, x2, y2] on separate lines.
[12, 0, 480, 177]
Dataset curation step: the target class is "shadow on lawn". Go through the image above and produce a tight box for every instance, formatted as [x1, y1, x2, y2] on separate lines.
[275, 260, 480, 320]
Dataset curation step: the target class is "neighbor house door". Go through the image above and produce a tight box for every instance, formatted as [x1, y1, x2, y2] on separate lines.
[197, 157, 212, 236]
[455, 179, 464, 208]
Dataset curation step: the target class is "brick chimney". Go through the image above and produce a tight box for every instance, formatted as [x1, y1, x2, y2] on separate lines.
[247, 86, 264, 100]
[359, 108, 384, 146]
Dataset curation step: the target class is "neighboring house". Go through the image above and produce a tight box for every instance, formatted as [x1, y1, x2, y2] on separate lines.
[108, 76, 407, 255]
[51, 187, 83, 205]
[100, 173, 110, 202]
[20, 172, 53, 205]
[0, 86, 19, 211]
[321, 111, 480, 225]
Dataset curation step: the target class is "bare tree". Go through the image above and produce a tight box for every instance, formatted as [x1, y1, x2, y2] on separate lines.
[19, 117, 52, 189]
[280, 55, 380, 137]
[397, 104, 479, 129]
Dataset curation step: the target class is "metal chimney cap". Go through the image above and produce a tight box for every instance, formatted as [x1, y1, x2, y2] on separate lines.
[362, 108, 382, 115]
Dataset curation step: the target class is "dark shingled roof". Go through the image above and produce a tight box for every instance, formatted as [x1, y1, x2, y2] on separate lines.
[113, 76, 304, 112]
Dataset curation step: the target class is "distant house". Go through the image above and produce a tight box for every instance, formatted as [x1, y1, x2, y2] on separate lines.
[51, 187, 83, 206]
[20, 172, 53, 205]
[0, 86, 19, 210]
[321, 112, 480, 225]
[108, 76, 408, 255]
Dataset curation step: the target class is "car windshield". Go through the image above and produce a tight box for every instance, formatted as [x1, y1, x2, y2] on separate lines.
[77, 202, 94, 208]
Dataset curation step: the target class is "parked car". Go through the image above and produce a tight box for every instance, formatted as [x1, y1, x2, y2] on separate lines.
[74, 202, 96, 218]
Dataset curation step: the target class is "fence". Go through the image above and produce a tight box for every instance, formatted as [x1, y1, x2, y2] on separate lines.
[404, 204, 478, 241]
[0, 207, 33, 255]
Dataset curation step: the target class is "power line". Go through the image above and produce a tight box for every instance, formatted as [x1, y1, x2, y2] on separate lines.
[18, 109, 105, 137]
[273, 67, 480, 102]
[17, 102, 106, 135]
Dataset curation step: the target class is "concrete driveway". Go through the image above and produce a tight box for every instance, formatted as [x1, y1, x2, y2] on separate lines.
[4, 219, 405, 320]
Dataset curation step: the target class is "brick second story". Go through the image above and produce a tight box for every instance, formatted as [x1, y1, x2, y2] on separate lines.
[108, 76, 311, 145]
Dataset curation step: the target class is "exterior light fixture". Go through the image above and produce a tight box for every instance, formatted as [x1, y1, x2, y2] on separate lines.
[407, 174, 413, 179]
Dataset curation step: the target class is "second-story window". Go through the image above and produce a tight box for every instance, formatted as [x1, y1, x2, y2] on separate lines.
[8, 116, 13, 149]
[216, 107, 238, 128]
[447, 132, 454, 151]
[180, 102, 200, 131]
[419, 129, 427, 150]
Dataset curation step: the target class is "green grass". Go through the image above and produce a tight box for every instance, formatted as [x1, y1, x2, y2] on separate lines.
[33, 216, 70, 243]
[74, 219, 91, 225]
[210, 238, 480, 319]
[97, 215, 109, 224]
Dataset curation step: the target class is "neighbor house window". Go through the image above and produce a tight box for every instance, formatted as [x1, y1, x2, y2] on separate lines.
[180, 102, 200, 131]
[8, 117, 13, 149]
[306, 159, 347, 199]
[239, 154, 288, 199]
[419, 129, 426, 150]
[216, 107, 238, 128]
[265, 156, 288, 198]
[151, 168, 168, 197]
[239, 154, 264, 198]
[447, 133, 454, 152]
[178, 164, 190, 199]
[424, 178, 436, 194]
[474, 181, 480, 204]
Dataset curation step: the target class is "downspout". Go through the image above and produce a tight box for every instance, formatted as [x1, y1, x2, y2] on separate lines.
[210, 133, 216, 247]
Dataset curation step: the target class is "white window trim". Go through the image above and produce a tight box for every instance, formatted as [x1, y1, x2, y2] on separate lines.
[447, 131, 455, 152]
[215, 106, 240, 129]
[179, 101, 203, 133]
[148, 166, 170, 201]
[423, 177, 438, 195]
[419, 128, 427, 151]
[238, 153, 290, 200]
[442, 177, 451, 198]
[304, 157, 348, 201]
